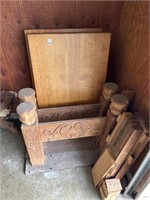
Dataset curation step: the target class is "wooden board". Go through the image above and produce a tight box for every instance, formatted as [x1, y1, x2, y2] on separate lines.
[116, 116, 149, 179]
[24, 29, 103, 90]
[38, 103, 99, 122]
[91, 148, 115, 186]
[112, 1, 149, 119]
[38, 117, 106, 142]
[24, 28, 103, 35]
[27, 33, 111, 108]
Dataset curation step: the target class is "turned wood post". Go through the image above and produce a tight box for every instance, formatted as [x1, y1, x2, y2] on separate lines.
[99, 82, 118, 116]
[98, 94, 129, 151]
[16, 102, 44, 166]
[18, 88, 37, 105]
[16, 102, 37, 125]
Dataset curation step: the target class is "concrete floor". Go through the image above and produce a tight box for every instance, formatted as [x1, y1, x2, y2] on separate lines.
[0, 128, 132, 200]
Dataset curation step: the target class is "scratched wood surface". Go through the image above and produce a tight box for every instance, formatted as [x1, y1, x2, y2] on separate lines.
[27, 33, 110, 108]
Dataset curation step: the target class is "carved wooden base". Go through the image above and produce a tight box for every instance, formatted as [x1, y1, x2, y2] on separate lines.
[21, 104, 106, 166]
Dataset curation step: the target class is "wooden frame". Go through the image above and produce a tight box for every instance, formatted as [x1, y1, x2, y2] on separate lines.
[17, 83, 121, 166]
[20, 103, 106, 166]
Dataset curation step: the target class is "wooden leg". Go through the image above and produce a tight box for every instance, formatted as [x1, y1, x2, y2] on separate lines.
[98, 82, 118, 117]
[98, 94, 129, 150]
[21, 124, 45, 166]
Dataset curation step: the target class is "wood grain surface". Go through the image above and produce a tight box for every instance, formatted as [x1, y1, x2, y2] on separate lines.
[91, 148, 115, 186]
[39, 117, 106, 142]
[111, 1, 149, 119]
[27, 33, 110, 108]
[38, 103, 99, 122]
[1, 1, 148, 119]
[1, 1, 123, 91]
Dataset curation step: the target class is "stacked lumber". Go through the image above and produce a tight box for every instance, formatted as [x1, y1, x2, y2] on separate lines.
[98, 178, 122, 200]
[91, 110, 149, 197]
[106, 112, 143, 178]
[91, 148, 115, 187]
[98, 94, 129, 150]
[116, 114, 149, 179]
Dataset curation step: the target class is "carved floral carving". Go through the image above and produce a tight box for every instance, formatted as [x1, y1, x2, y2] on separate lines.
[23, 128, 40, 151]
[41, 121, 102, 141]
[39, 106, 99, 122]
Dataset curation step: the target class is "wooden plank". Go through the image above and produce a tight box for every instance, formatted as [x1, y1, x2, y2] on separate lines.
[24, 28, 103, 35]
[27, 33, 110, 108]
[24, 29, 102, 90]
[38, 103, 99, 122]
[112, 1, 149, 120]
[25, 149, 100, 175]
[109, 114, 142, 160]
[116, 116, 149, 179]
[39, 117, 106, 142]
[109, 126, 142, 177]
[91, 148, 115, 186]
[106, 112, 129, 145]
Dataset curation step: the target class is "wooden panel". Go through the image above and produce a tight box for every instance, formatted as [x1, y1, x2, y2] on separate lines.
[0, 1, 25, 42]
[112, 1, 149, 119]
[27, 33, 110, 107]
[49, 1, 75, 28]
[91, 148, 115, 186]
[21, 1, 50, 29]
[1, 1, 122, 93]
[39, 117, 106, 142]
[0, 1, 32, 91]
[98, 1, 124, 80]
[0, 40, 14, 90]
[24, 28, 103, 35]
[116, 122, 149, 179]
[24, 28, 103, 89]
[38, 103, 99, 122]
[74, 1, 101, 28]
